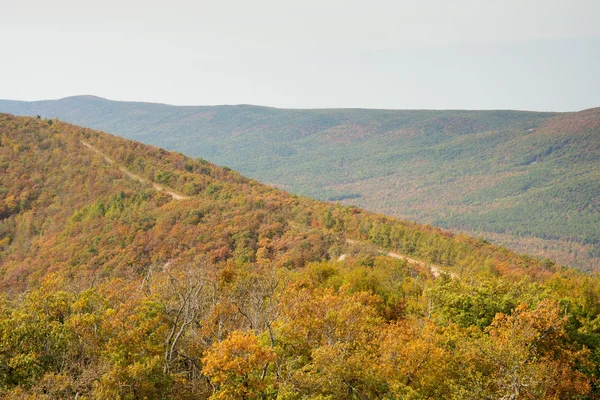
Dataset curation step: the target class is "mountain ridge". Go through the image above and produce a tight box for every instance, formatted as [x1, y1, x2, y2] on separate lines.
[1, 97, 598, 270]
[0, 112, 559, 287]
[3, 95, 578, 112]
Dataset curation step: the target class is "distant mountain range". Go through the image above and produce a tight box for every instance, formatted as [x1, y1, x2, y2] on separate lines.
[1, 96, 598, 270]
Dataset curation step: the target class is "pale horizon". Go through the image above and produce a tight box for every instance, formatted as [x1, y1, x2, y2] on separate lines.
[1, 0, 599, 112]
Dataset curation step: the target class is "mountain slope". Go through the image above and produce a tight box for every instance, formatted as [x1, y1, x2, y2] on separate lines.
[1, 97, 598, 270]
[0, 113, 559, 289]
[1, 114, 600, 398]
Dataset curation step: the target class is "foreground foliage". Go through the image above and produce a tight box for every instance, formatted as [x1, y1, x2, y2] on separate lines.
[1, 262, 599, 399]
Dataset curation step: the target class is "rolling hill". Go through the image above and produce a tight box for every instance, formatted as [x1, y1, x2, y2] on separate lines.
[1, 96, 598, 270]
[1, 114, 600, 398]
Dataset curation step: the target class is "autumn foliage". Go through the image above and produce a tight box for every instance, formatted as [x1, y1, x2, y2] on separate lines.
[0, 114, 599, 398]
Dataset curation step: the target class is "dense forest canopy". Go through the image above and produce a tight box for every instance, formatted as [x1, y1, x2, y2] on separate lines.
[1, 114, 600, 399]
[1, 97, 598, 270]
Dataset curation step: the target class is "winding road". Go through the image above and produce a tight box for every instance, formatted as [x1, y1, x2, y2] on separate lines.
[345, 239, 455, 278]
[81, 140, 456, 278]
[81, 140, 191, 200]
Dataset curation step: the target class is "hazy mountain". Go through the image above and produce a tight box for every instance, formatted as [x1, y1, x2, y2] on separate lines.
[1, 96, 598, 270]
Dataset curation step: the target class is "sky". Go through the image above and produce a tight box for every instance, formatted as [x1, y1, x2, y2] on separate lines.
[1, 0, 599, 111]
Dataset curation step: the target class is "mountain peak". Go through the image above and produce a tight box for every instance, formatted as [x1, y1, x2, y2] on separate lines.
[60, 94, 109, 102]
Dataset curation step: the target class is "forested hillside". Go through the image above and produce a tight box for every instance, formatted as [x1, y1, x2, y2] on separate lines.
[1, 114, 600, 399]
[1, 96, 598, 270]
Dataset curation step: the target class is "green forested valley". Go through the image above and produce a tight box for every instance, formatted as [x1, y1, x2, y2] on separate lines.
[1, 114, 600, 399]
[0, 96, 598, 270]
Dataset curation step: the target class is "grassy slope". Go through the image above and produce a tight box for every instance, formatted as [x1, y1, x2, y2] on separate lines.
[1, 97, 598, 270]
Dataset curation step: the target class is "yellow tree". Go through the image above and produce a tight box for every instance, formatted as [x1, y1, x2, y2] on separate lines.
[473, 299, 591, 399]
[276, 285, 386, 398]
[376, 319, 455, 398]
[202, 330, 276, 400]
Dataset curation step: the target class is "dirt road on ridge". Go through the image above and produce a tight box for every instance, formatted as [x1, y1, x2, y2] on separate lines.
[80, 140, 191, 200]
[345, 239, 455, 278]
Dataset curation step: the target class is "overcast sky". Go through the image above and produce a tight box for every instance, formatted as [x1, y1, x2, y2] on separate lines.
[1, 0, 599, 111]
